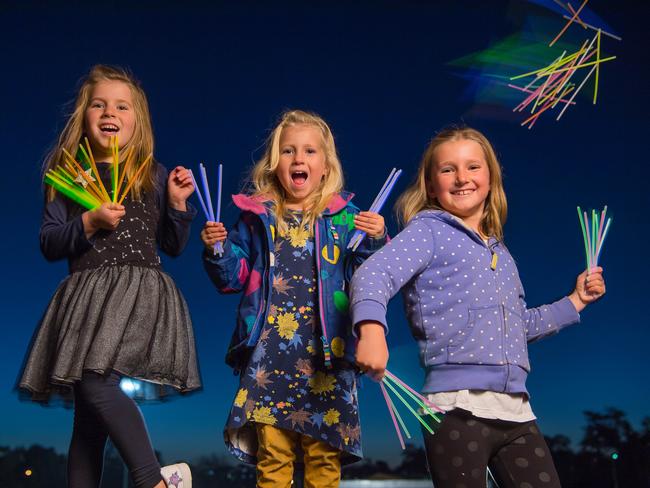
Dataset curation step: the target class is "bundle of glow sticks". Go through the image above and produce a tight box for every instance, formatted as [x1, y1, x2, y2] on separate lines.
[44, 136, 152, 209]
[379, 370, 444, 450]
[190, 163, 223, 256]
[347, 168, 402, 252]
[509, 28, 615, 129]
[577, 205, 611, 272]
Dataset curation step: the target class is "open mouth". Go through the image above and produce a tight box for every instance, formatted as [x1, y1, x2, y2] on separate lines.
[291, 171, 308, 186]
[99, 123, 119, 134]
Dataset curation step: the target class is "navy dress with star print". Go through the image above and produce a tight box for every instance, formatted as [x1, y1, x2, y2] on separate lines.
[224, 212, 362, 465]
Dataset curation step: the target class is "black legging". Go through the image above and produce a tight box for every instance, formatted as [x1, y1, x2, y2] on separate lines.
[422, 409, 560, 488]
[67, 371, 163, 488]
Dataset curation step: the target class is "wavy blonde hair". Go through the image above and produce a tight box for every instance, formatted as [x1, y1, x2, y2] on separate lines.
[43, 65, 155, 201]
[249, 110, 344, 235]
[395, 126, 507, 240]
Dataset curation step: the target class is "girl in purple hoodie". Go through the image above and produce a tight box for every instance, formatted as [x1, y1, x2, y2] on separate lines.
[350, 127, 605, 487]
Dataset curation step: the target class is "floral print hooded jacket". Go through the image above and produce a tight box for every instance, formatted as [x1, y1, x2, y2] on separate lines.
[203, 191, 388, 371]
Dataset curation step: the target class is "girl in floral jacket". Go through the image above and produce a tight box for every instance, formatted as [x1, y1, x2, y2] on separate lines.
[201, 110, 387, 487]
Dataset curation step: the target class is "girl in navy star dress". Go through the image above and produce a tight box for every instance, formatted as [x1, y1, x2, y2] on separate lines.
[201, 110, 387, 487]
[18, 65, 197, 488]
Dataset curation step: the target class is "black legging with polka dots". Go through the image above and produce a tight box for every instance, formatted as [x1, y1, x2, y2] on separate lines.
[422, 408, 560, 488]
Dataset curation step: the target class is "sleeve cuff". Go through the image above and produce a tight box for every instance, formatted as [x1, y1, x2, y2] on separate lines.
[351, 299, 389, 337]
[551, 296, 581, 329]
[168, 202, 198, 221]
[366, 231, 388, 251]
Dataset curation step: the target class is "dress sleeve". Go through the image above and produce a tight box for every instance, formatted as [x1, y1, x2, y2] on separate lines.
[343, 206, 389, 282]
[155, 163, 197, 257]
[202, 212, 254, 294]
[39, 195, 93, 261]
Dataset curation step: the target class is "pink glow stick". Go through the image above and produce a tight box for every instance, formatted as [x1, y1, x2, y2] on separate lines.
[385, 370, 445, 414]
[596, 206, 607, 256]
[507, 84, 576, 106]
[380, 382, 406, 449]
[583, 210, 593, 271]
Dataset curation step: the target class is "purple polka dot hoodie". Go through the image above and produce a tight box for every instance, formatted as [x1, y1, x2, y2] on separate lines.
[350, 210, 580, 397]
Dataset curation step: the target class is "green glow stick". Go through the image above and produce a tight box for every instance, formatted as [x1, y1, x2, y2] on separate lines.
[382, 381, 411, 439]
[52, 167, 76, 185]
[577, 207, 590, 270]
[593, 30, 601, 104]
[383, 378, 434, 434]
[511, 56, 616, 80]
[45, 174, 100, 210]
[77, 144, 93, 168]
[46, 169, 96, 200]
[384, 374, 442, 423]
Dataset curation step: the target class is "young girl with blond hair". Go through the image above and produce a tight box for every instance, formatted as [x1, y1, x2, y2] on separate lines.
[19, 65, 198, 488]
[202, 109, 387, 487]
[351, 126, 605, 487]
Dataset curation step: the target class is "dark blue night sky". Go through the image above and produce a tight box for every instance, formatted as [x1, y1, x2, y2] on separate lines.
[1, 0, 647, 468]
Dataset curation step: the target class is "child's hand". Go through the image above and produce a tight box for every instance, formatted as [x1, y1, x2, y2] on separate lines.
[167, 166, 194, 211]
[201, 221, 227, 251]
[355, 321, 389, 382]
[568, 267, 606, 312]
[354, 211, 385, 238]
[82, 202, 126, 238]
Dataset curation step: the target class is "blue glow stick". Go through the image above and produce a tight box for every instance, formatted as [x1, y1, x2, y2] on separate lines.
[348, 169, 399, 249]
[189, 170, 210, 219]
[369, 168, 397, 213]
[200, 163, 215, 221]
[193, 166, 220, 256]
[349, 171, 401, 251]
[349, 169, 402, 251]
[374, 170, 402, 212]
[347, 169, 397, 249]
[215, 164, 224, 255]
[594, 217, 611, 265]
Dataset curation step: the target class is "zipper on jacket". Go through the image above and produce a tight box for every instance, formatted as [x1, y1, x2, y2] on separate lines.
[490, 250, 498, 270]
[247, 215, 273, 347]
[314, 222, 333, 369]
[489, 239, 498, 271]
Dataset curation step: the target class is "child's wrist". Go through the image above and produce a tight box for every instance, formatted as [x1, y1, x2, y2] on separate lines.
[358, 321, 386, 337]
[568, 291, 586, 313]
[82, 211, 98, 237]
[168, 197, 187, 212]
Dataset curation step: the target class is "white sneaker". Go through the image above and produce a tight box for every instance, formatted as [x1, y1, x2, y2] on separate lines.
[161, 462, 192, 488]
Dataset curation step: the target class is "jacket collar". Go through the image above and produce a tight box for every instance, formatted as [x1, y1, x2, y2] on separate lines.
[231, 191, 354, 217]
[414, 209, 496, 247]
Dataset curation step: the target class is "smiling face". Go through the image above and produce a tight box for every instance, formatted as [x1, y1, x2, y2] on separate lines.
[428, 138, 491, 232]
[84, 80, 136, 161]
[275, 124, 328, 209]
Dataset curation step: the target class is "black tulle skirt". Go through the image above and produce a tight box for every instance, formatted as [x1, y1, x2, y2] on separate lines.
[18, 265, 201, 406]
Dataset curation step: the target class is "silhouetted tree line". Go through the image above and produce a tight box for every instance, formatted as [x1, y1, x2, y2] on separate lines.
[2, 408, 648, 487]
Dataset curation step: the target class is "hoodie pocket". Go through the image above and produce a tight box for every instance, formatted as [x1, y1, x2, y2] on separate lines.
[503, 306, 530, 371]
[447, 305, 503, 365]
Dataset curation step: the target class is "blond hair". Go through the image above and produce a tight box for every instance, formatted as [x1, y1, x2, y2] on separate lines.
[43, 65, 155, 201]
[395, 126, 508, 240]
[248, 110, 344, 235]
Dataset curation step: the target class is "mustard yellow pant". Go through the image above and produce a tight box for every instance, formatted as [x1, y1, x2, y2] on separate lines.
[255, 424, 341, 488]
